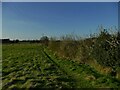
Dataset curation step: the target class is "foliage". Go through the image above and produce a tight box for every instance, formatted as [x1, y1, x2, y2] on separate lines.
[48, 37, 61, 52]
[59, 41, 79, 59]
[2, 43, 120, 89]
[48, 34, 80, 59]
[2, 26, 120, 89]
[91, 29, 120, 70]
[40, 36, 49, 46]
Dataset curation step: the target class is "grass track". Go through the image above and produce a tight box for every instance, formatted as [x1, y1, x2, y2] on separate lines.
[44, 47, 120, 88]
[2, 44, 74, 89]
[2, 44, 120, 89]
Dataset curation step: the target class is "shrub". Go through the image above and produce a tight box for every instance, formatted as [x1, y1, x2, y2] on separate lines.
[40, 36, 49, 46]
[48, 34, 80, 59]
[75, 41, 89, 63]
[91, 29, 120, 71]
[48, 37, 61, 52]
[59, 41, 79, 59]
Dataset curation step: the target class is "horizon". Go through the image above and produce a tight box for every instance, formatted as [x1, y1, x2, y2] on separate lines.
[2, 2, 118, 40]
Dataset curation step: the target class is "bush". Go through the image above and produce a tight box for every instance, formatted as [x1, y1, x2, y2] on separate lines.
[75, 40, 91, 64]
[60, 41, 79, 59]
[48, 39, 61, 52]
[91, 29, 120, 71]
[40, 36, 49, 46]
[48, 34, 80, 59]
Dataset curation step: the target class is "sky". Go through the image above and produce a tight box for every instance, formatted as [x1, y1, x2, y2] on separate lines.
[0, 2, 2, 39]
[2, 2, 118, 40]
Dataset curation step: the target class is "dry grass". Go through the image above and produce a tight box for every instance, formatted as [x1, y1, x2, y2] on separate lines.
[86, 59, 112, 75]
[47, 27, 120, 80]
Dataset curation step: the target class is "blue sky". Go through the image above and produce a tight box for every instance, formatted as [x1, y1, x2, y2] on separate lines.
[2, 2, 118, 40]
[2, 0, 120, 2]
[0, 2, 2, 39]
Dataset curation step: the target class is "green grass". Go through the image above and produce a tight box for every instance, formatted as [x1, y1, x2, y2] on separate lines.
[2, 43, 120, 89]
[45, 48, 120, 88]
[2, 44, 73, 89]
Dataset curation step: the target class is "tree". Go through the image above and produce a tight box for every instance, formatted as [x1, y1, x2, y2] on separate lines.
[40, 36, 49, 46]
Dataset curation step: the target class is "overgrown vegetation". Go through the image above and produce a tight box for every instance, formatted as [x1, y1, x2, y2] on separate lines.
[91, 29, 120, 76]
[2, 44, 120, 89]
[2, 26, 120, 89]
[48, 26, 120, 79]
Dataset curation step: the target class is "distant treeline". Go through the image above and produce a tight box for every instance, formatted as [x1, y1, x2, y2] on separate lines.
[0, 39, 47, 44]
[0, 37, 93, 44]
[0, 36, 59, 45]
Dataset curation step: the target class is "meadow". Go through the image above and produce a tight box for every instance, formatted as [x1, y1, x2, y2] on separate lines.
[2, 28, 120, 89]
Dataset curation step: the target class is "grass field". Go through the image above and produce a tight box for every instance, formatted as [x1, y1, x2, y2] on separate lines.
[2, 43, 120, 89]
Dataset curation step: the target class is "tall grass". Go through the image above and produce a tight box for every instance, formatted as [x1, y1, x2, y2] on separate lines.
[47, 26, 120, 79]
